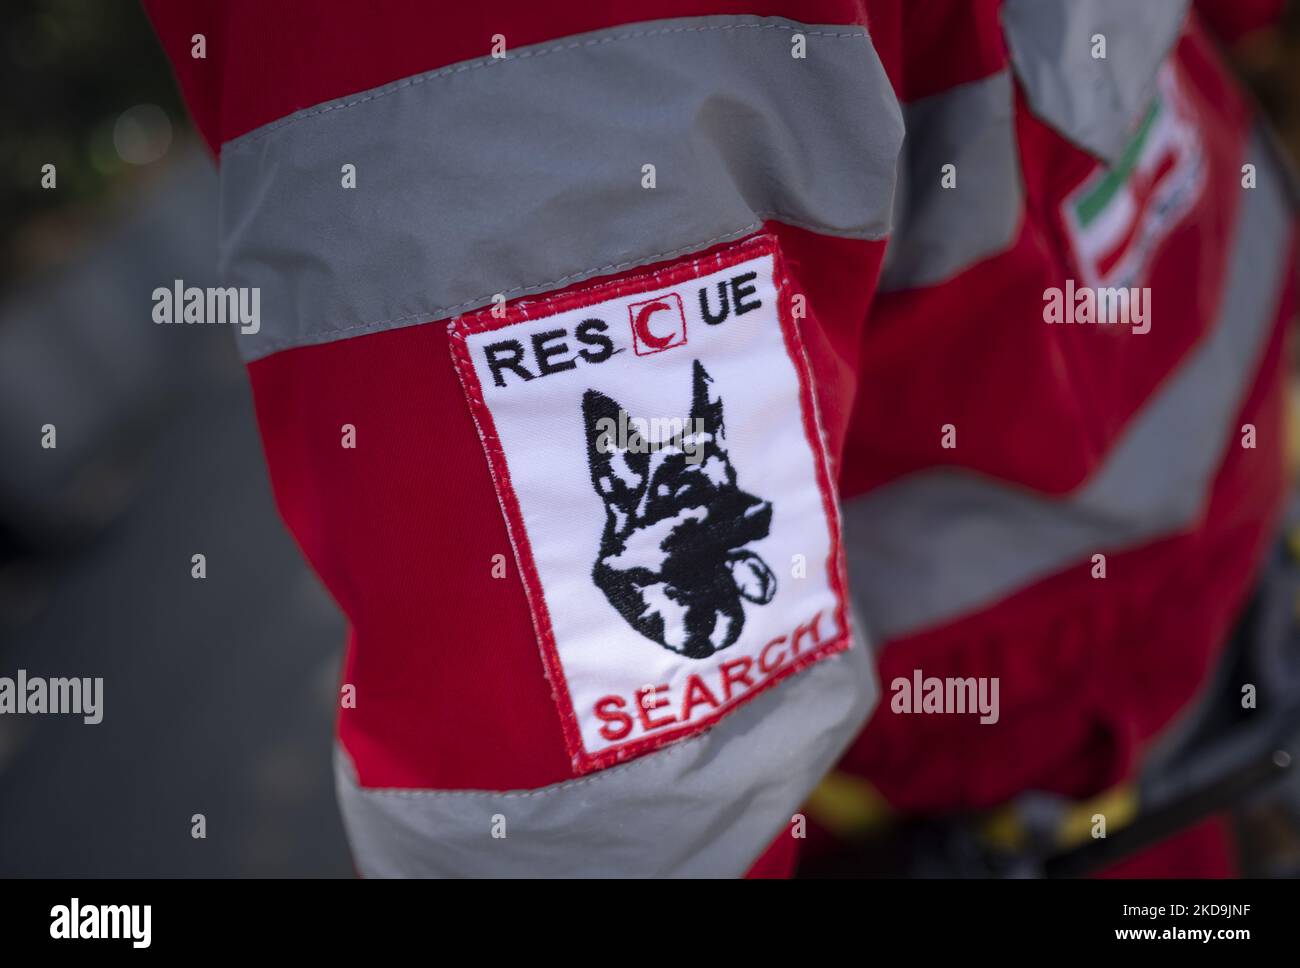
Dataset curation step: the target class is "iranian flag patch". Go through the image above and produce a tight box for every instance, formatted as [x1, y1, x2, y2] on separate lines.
[1062, 62, 1206, 289]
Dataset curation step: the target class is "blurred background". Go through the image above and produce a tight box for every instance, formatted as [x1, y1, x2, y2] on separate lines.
[0, 0, 350, 875]
[0, 1, 1298, 876]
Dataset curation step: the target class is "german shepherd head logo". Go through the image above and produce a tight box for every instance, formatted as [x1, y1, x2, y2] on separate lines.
[582, 361, 777, 659]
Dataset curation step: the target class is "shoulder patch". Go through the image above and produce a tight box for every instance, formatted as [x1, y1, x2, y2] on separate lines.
[449, 235, 850, 773]
[1060, 62, 1205, 289]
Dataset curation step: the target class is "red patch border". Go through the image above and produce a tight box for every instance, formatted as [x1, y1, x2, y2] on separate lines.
[447, 233, 851, 774]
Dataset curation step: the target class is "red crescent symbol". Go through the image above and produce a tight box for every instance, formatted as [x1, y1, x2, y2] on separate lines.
[633, 301, 676, 349]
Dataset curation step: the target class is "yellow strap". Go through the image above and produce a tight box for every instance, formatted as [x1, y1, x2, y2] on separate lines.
[803, 771, 894, 839]
[806, 770, 1138, 855]
[979, 784, 1139, 852]
[1286, 381, 1300, 480]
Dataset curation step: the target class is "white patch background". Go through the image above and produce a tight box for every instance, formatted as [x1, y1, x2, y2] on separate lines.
[464, 252, 844, 761]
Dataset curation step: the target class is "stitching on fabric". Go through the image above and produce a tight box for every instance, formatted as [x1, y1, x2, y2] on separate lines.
[769, 239, 855, 660]
[453, 232, 771, 338]
[445, 316, 588, 766]
[444, 233, 851, 772]
[246, 215, 888, 356]
[249, 223, 762, 354]
[349, 650, 856, 801]
[226, 21, 869, 151]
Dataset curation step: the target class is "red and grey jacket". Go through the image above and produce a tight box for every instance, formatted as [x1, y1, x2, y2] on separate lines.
[146, 0, 1296, 876]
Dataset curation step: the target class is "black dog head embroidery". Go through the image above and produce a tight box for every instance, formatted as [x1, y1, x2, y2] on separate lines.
[582, 360, 777, 659]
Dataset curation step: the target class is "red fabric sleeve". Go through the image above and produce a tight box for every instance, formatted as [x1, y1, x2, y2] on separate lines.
[1194, 0, 1286, 46]
[141, 1, 901, 837]
[143, 0, 899, 150]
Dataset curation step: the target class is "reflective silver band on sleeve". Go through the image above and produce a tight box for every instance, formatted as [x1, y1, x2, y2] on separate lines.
[879, 70, 1022, 291]
[335, 631, 877, 877]
[845, 130, 1291, 641]
[219, 16, 904, 361]
[1001, 0, 1191, 164]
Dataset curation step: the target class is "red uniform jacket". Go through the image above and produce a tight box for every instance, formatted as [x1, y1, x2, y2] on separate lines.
[147, 0, 1295, 876]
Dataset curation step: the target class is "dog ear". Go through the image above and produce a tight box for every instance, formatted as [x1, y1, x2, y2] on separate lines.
[689, 361, 727, 447]
[687, 360, 738, 484]
[583, 389, 646, 520]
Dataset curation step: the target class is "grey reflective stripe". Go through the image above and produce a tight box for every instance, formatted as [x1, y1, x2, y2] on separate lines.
[336, 634, 876, 877]
[219, 16, 903, 362]
[879, 70, 1021, 292]
[1002, 0, 1190, 164]
[845, 130, 1291, 642]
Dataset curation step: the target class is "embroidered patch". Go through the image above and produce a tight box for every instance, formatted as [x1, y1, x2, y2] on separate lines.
[1061, 62, 1206, 289]
[449, 235, 849, 773]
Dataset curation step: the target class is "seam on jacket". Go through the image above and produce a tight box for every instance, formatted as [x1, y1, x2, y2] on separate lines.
[224, 22, 870, 152]
[342, 648, 854, 801]
[221, 14, 904, 361]
[250, 215, 883, 356]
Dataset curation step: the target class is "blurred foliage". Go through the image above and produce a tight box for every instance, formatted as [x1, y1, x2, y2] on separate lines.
[0, 0, 186, 286]
[1230, 2, 1300, 165]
